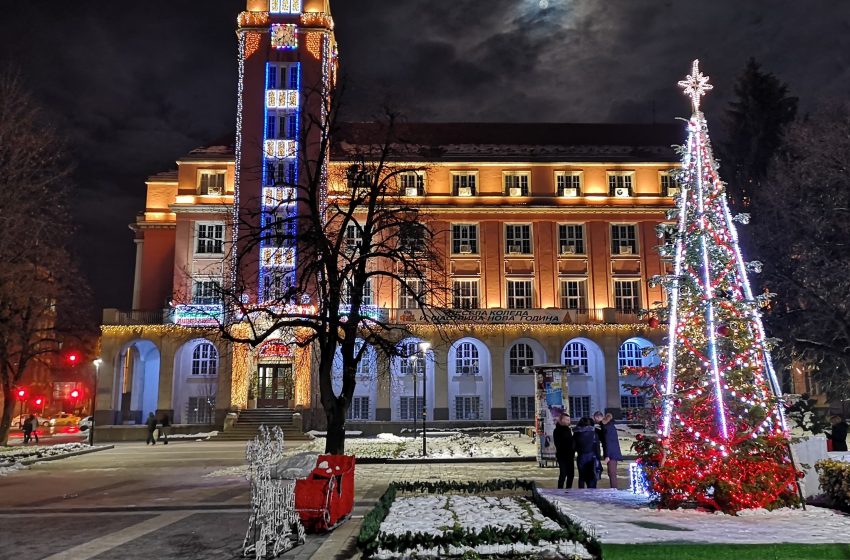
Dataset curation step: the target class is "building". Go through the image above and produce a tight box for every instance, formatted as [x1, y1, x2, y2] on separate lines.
[97, 0, 679, 432]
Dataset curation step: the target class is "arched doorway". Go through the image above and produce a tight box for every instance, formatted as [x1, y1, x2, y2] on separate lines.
[448, 337, 491, 421]
[617, 337, 660, 419]
[115, 339, 160, 424]
[561, 338, 606, 419]
[503, 338, 546, 421]
[172, 338, 219, 424]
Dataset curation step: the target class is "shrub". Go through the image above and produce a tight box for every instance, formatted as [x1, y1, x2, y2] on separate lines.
[815, 459, 850, 511]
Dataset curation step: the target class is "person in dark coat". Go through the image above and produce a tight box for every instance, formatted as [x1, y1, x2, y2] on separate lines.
[159, 413, 170, 445]
[22, 414, 34, 444]
[831, 415, 849, 452]
[573, 417, 601, 488]
[595, 411, 624, 489]
[553, 412, 575, 489]
[145, 412, 158, 445]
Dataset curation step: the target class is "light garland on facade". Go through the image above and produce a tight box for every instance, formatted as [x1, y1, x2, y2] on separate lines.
[238, 11, 270, 28]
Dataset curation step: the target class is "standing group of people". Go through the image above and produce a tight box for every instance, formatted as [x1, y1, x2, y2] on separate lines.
[21, 415, 40, 444]
[145, 412, 170, 445]
[553, 410, 623, 490]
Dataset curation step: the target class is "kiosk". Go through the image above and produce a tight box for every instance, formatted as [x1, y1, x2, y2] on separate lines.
[526, 363, 573, 467]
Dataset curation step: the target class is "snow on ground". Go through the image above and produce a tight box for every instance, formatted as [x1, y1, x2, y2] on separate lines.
[374, 494, 592, 559]
[540, 488, 850, 545]
[166, 431, 218, 440]
[302, 432, 536, 459]
[0, 442, 104, 475]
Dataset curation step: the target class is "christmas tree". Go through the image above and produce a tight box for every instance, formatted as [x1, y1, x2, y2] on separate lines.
[635, 60, 802, 513]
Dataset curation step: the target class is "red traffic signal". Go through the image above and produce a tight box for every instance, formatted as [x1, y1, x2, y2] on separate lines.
[66, 351, 80, 364]
[70, 389, 80, 399]
[34, 397, 43, 406]
[16, 388, 26, 399]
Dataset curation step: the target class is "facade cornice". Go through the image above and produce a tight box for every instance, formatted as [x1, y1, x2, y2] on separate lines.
[169, 204, 232, 215]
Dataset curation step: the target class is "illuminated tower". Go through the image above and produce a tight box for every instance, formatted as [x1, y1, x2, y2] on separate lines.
[234, 0, 337, 304]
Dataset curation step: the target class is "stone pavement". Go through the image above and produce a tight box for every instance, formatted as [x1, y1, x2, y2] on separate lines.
[0, 441, 631, 559]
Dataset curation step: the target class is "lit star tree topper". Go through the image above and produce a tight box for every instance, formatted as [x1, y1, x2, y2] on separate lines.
[632, 59, 803, 513]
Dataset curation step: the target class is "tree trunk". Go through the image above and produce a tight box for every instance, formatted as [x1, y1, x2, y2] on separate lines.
[324, 401, 346, 455]
[0, 383, 15, 446]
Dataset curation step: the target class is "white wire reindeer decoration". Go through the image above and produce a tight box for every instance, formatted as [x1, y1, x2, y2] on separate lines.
[243, 426, 306, 558]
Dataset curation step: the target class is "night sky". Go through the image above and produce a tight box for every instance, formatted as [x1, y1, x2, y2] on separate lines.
[1, 1, 848, 311]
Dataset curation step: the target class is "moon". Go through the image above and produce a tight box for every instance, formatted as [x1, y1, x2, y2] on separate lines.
[539, 0, 549, 7]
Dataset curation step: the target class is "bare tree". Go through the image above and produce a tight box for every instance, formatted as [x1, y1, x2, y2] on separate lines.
[178, 87, 451, 454]
[0, 71, 92, 445]
[753, 100, 850, 412]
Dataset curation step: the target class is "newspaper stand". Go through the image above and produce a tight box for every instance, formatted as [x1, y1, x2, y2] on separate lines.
[526, 363, 572, 467]
[294, 454, 356, 532]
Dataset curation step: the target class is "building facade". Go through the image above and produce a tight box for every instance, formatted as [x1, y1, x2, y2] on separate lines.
[98, 0, 679, 430]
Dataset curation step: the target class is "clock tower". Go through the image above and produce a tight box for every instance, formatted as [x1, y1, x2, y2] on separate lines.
[234, 0, 337, 305]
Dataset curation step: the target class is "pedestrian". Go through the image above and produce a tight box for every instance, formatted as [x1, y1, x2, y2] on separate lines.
[22, 414, 34, 444]
[830, 414, 849, 452]
[29, 415, 39, 444]
[159, 413, 170, 445]
[553, 411, 575, 489]
[595, 412, 624, 489]
[573, 417, 601, 489]
[145, 412, 158, 445]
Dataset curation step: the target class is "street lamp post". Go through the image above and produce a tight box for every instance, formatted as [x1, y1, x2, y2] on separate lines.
[419, 342, 431, 457]
[89, 358, 102, 446]
[410, 354, 418, 436]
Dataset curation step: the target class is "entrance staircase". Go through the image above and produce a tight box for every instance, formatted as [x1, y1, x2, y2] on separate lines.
[212, 408, 311, 441]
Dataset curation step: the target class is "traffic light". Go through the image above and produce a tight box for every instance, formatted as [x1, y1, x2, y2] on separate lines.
[16, 388, 26, 399]
[70, 389, 80, 399]
[66, 351, 80, 365]
[34, 397, 43, 406]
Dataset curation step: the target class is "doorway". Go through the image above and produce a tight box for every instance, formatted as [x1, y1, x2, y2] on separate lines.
[257, 364, 294, 407]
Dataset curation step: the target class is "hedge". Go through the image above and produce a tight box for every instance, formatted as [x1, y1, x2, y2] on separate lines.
[815, 459, 850, 511]
[356, 478, 601, 559]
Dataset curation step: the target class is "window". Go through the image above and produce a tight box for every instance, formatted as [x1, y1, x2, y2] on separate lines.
[608, 172, 634, 197]
[399, 341, 425, 377]
[506, 279, 533, 309]
[347, 396, 370, 420]
[454, 342, 479, 375]
[452, 224, 479, 255]
[556, 172, 582, 197]
[558, 224, 585, 255]
[399, 278, 423, 310]
[660, 171, 680, 197]
[192, 279, 221, 305]
[196, 223, 224, 254]
[399, 396, 423, 421]
[504, 172, 530, 196]
[611, 224, 637, 255]
[341, 278, 373, 307]
[187, 396, 216, 424]
[618, 341, 645, 371]
[510, 396, 535, 420]
[508, 343, 535, 375]
[266, 114, 276, 139]
[399, 223, 427, 254]
[263, 271, 293, 302]
[286, 113, 298, 140]
[344, 223, 362, 252]
[569, 395, 591, 419]
[614, 280, 640, 313]
[559, 279, 586, 310]
[505, 224, 532, 255]
[269, 212, 294, 246]
[356, 343, 374, 378]
[562, 341, 588, 375]
[620, 395, 646, 409]
[265, 161, 297, 187]
[198, 170, 225, 195]
[452, 279, 479, 309]
[455, 396, 481, 420]
[269, 0, 302, 16]
[400, 172, 425, 196]
[191, 342, 218, 376]
[452, 172, 477, 196]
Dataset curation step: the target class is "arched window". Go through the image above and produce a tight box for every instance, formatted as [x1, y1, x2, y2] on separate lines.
[508, 343, 534, 375]
[356, 341, 375, 378]
[562, 341, 588, 375]
[618, 341, 644, 373]
[191, 342, 218, 376]
[455, 342, 479, 375]
[399, 340, 424, 377]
